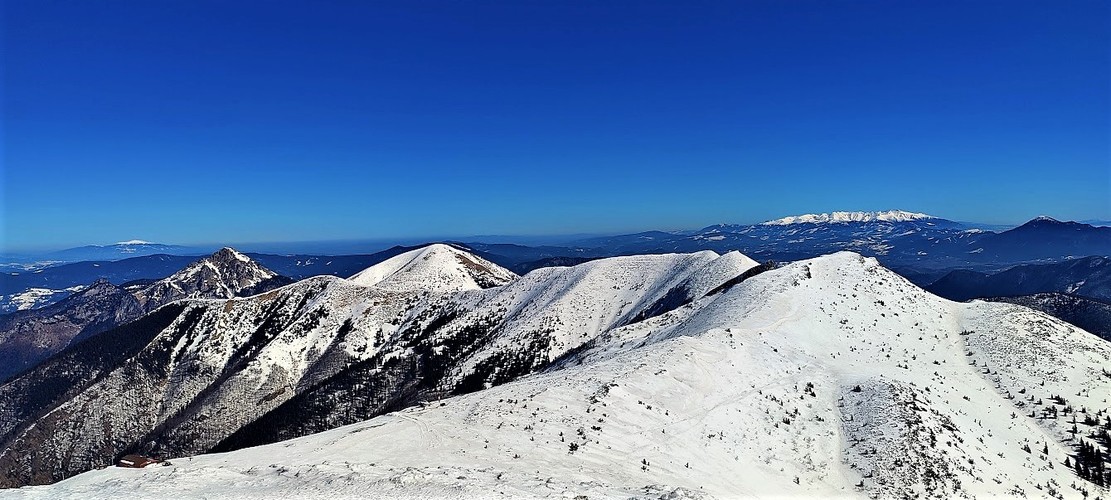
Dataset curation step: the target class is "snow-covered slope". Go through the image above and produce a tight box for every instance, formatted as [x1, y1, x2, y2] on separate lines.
[210, 250, 755, 451]
[348, 243, 516, 292]
[0, 270, 410, 487]
[419, 251, 738, 388]
[985, 293, 1111, 341]
[762, 210, 937, 225]
[10, 251, 1109, 499]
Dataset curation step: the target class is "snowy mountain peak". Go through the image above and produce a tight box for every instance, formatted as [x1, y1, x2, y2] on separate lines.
[210, 247, 252, 264]
[1024, 215, 1067, 226]
[1013, 215, 1091, 231]
[762, 210, 937, 225]
[114, 239, 153, 245]
[185, 247, 271, 277]
[132, 247, 280, 311]
[348, 243, 516, 292]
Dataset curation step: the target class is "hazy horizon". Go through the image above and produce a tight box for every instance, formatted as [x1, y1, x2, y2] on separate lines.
[5, 209, 1103, 255]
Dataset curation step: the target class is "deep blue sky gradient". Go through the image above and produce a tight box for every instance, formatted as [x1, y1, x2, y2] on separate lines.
[3, 1, 1109, 251]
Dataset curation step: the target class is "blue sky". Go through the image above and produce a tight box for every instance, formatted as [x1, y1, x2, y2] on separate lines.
[3, 0, 1108, 251]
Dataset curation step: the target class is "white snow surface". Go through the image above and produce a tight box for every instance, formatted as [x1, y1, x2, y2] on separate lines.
[762, 210, 936, 225]
[5, 252, 1110, 499]
[435, 251, 738, 378]
[348, 244, 516, 292]
[677, 251, 760, 298]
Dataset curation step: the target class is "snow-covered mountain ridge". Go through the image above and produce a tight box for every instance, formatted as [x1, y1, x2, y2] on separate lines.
[761, 210, 937, 225]
[5, 249, 1109, 498]
[0, 245, 766, 488]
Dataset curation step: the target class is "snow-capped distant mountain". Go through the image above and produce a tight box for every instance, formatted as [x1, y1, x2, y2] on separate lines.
[553, 213, 1109, 275]
[0, 249, 289, 383]
[761, 209, 938, 225]
[13, 251, 1110, 498]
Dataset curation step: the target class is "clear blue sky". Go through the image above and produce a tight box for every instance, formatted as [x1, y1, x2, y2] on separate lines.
[3, 0, 1109, 251]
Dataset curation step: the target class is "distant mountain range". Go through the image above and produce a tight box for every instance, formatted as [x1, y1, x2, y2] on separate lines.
[554, 212, 1111, 286]
[3, 211, 1108, 313]
[40, 241, 204, 263]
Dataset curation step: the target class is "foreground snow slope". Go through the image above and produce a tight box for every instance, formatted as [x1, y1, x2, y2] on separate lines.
[10, 252, 1109, 499]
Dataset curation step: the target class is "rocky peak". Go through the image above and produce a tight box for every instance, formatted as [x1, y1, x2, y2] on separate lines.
[132, 248, 282, 312]
[209, 247, 253, 266]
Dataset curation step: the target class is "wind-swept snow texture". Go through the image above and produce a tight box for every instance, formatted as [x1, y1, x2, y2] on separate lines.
[5, 252, 1110, 499]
